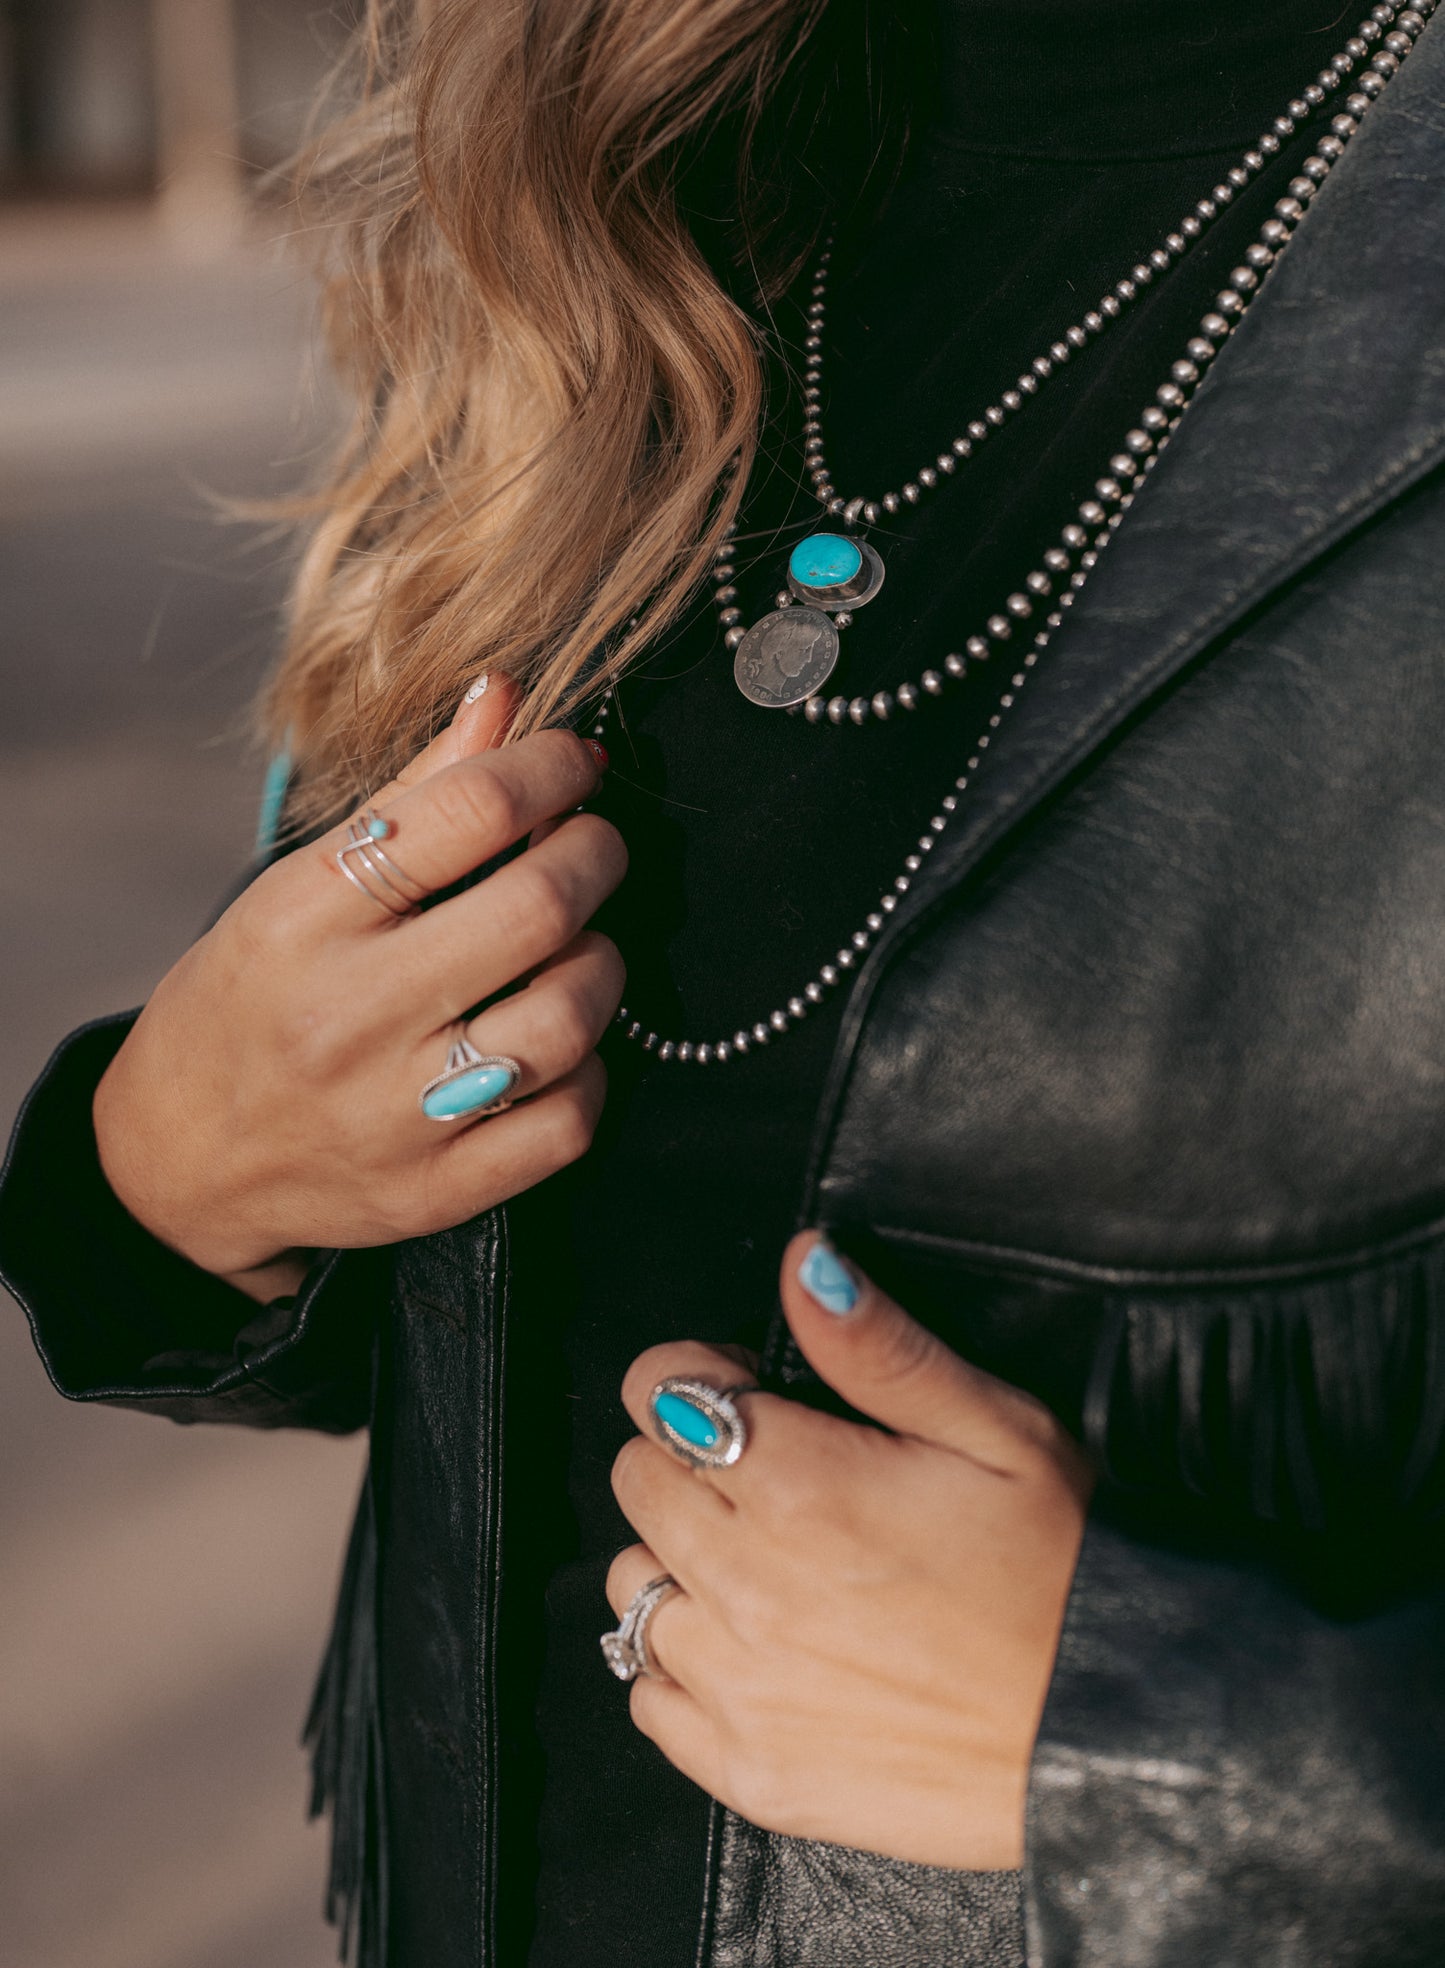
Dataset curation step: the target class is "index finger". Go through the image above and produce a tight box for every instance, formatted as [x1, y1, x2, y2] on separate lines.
[620, 1342, 827, 1496]
[384, 671, 522, 797]
[311, 727, 606, 928]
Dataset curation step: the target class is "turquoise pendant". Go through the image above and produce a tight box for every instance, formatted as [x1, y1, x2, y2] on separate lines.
[789, 533, 862, 589]
[734, 530, 886, 708]
[785, 531, 886, 612]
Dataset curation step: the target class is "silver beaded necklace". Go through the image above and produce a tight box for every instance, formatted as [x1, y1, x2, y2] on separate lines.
[600, 1, 1429, 1067]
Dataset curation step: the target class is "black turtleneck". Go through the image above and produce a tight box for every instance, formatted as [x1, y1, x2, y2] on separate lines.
[515, 4, 1359, 1962]
[924, 0, 1355, 157]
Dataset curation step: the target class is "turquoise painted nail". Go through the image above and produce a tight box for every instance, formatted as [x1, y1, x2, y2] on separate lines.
[420, 1062, 516, 1120]
[653, 1390, 720, 1449]
[797, 1238, 860, 1315]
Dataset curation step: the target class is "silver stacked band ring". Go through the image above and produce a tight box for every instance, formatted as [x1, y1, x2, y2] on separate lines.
[600, 1573, 680, 1683]
[419, 1038, 522, 1122]
[336, 807, 428, 918]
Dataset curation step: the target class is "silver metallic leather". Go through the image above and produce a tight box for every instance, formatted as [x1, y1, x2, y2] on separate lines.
[709, 1812, 1024, 1968]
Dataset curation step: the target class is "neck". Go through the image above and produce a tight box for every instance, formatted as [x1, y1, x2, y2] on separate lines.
[926, 0, 1361, 158]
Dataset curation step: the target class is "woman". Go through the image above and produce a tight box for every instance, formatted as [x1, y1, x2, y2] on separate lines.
[4, 0, 1445, 1961]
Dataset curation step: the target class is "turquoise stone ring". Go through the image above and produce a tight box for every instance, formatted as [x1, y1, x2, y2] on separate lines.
[336, 805, 429, 918]
[420, 1037, 521, 1121]
[648, 1377, 751, 1470]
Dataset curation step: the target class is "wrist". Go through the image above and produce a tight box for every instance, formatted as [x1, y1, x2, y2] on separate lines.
[92, 1051, 291, 1286]
[215, 1248, 317, 1305]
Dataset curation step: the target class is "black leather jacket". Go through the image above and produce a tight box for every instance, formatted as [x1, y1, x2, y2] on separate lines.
[7, 22, 1445, 1968]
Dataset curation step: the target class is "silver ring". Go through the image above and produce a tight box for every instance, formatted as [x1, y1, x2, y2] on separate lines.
[419, 1038, 521, 1122]
[649, 1377, 752, 1471]
[336, 807, 428, 918]
[600, 1573, 680, 1683]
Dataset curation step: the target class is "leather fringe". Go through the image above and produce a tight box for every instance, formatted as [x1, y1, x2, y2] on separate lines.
[1083, 1231, 1445, 1541]
[304, 1467, 389, 1968]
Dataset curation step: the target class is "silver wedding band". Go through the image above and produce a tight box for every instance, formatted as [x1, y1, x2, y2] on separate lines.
[600, 1574, 680, 1683]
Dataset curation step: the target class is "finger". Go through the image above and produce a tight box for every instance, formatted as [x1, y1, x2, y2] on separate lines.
[628, 1674, 723, 1795]
[384, 672, 521, 795]
[313, 727, 606, 931]
[620, 1341, 827, 1494]
[400, 812, 628, 1022]
[604, 1543, 707, 1691]
[605, 1541, 671, 1620]
[421, 930, 622, 1105]
[610, 1436, 733, 1580]
[530, 738, 609, 848]
[782, 1230, 1070, 1469]
[405, 933, 620, 1132]
[405, 1055, 608, 1231]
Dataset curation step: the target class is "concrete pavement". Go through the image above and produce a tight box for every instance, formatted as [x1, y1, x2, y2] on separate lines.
[1, 206, 366, 1968]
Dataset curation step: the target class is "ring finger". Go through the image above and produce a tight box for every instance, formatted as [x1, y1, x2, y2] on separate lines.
[605, 1543, 702, 1689]
[414, 931, 623, 1128]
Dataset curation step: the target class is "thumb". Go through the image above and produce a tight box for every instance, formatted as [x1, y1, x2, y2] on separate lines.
[780, 1230, 1059, 1469]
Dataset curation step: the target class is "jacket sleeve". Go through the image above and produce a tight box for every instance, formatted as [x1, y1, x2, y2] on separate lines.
[1025, 1498, 1445, 1966]
[1018, 1227, 1445, 1965]
[0, 1011, 380, 1433]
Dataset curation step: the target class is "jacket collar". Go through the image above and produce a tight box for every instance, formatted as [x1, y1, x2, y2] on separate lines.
[797, 13, 1445, 1224]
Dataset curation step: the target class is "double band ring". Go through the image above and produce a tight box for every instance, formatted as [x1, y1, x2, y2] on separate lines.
[420, 1037, 522, 1122]
[337, 807, 428, 918]
[648, 1377, 753, 1471]
[600, 1573, 680, 1683]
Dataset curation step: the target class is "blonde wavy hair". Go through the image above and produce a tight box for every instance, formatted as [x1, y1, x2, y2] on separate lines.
[263, 0, 918, 829]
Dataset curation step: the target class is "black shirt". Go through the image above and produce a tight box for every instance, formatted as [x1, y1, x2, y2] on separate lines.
[520, 2, 1359, 1961]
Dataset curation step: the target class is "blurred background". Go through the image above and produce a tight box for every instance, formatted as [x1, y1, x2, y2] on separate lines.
[1, 6, 372, 1965]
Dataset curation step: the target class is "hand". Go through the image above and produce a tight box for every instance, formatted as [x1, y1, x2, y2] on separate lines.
[608, 1232, 1093, 1870]
[93, 679, 626, 1297]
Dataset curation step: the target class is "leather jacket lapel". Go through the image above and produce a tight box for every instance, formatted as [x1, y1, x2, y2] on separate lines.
[793, 17, 1445, 1235]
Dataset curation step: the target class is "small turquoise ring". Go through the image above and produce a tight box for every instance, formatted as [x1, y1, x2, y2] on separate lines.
[336, 805, 429, 919]
[649, 1377, 753, 1471]
[419, 1037, 521, 1122]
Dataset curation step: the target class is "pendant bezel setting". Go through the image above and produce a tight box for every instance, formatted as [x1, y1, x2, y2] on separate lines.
[786, 534, 886, 613]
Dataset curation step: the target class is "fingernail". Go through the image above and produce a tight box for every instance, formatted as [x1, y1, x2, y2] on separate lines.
[585, 738, 610, 772]
[796, 1237, 860, 1315]
[463, 673, 491, 705]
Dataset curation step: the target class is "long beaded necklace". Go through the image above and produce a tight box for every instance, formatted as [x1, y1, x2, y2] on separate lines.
[599, 1, 1429, 1067]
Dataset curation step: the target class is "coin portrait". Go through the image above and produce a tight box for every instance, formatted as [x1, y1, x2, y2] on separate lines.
[732, 606, 840, 708]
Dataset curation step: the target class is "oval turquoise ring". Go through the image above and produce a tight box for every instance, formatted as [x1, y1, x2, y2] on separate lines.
[648, 1377, 752, 1471]
[419, 1038, 521, 1122]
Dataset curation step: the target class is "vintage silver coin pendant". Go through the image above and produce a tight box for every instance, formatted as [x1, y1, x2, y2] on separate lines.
[732, 531, 886, 708]
[733, 605, 841, 708]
